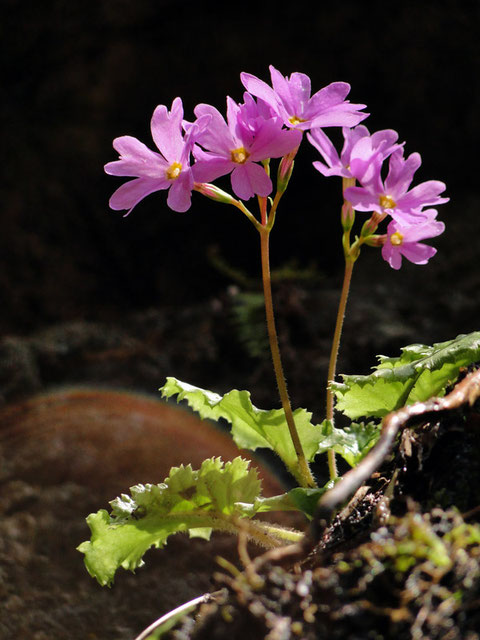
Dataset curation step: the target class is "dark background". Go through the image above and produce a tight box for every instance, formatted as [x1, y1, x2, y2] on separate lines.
[1, 0, 479, 346]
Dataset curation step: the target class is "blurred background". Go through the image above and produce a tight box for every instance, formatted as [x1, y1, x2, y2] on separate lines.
[1, 0, 479, 408]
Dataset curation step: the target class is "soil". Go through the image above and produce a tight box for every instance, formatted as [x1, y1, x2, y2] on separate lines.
[0, 283, 479, 639]
[175, 378, 480, 640]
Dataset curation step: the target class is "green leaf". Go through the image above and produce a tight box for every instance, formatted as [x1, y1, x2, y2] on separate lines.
[160, 377, 326, 483]
[78, 457, 262, 586]
[160, 378, 382, 477]
[244, 482, 333, 518]
[332, 332, 480, 419]
[315, 421, 381, 467]
[286, 482, 336, 518]
[78, 457, 311, 586]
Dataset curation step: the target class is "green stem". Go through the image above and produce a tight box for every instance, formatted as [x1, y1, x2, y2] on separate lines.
[259, 226, 316, 488]
[326, 258, 355, 480]
[255, 522, 304, 543]
[231, 514, 304, 547]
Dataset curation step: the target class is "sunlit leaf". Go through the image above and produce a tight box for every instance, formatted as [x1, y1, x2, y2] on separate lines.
[160, 378, 325, 484]
[78, 457, 305, 586]
[332, 332, 480, 419]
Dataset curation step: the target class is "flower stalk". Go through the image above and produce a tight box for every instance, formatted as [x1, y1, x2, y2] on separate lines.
[259, 222, 316, 488]
[325, 177, 357, 479]
[325, 258, 355, 479]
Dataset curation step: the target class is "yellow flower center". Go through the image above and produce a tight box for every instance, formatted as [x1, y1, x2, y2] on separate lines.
[288, 115, 306, 125]
[379, 194, 396, 209]
[390, 232, 404, 246]
[165, 161, 182, 180]
[230, 147, 250, 164]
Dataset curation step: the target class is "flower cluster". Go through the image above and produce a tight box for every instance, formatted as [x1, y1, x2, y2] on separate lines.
[308, 124, 448, 268]
[105, 65, 448, 268]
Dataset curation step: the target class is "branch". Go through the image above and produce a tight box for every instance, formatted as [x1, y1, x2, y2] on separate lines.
[310, 367, 480, 541]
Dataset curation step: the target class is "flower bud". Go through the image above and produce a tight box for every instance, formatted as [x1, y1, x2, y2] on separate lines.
[341, 201, 355, 232]
[364, 234, 386, 247]
[194, 182, 237, 205]
[360, 211, 387, 238]
[277, 147, 298, 193]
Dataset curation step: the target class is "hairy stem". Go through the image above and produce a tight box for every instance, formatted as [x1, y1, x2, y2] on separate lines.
[259, 227, 316, 488]
[326, 258, 355, 479]
[231, 514, 304, 547]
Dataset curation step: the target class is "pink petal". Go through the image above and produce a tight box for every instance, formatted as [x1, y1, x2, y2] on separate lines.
[349, 149, 384, 192]
[389, 208, 432, 224]
[344, 186, 382, 212]
[226, 96, 244, 140]
[398, 219, 445, 243]
[240, 71, 280, 112]
[307, 82, 351, 117]
[308, 128, 340, 172]
[105, 136, 166, 178]
[183, 113, 211, 156]
[398, 180, 449, 210]
[341, 125, 370, 163]
[286, 71, 312, 114]
[385, 151, 421, 198]
[400, 242, 437, 265]
[312, 160, 344, 177]
[269, 65, 297, 113]
[309, 103, 368, 128]
[231, 163, 272, 200]
[370, 129, 400, 155]
[249, 120, 302, 161]
[194, 103, 234, 155]
[166, 171, 194, 212]
[191, 147, 233, 183]
[151, 98, 185, 162]
[381, 243, 402, 270]
[108, 177, 167, 214]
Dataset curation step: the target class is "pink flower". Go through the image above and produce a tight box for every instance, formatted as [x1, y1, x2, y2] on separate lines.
[308, 125, 401, 179]
[381, 211, 445, 269]
[345, 148, 449, 224]
[191, 96, 302, 200]
[236, 92, 279, 136]
[105, 98, 209, 214]
[240, 65, 368, 131]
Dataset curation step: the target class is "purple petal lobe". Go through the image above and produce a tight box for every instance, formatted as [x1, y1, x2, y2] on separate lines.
[191, 147, 233, 183]
[105, 136, 166, 178]
[307, 82, 351, 116]
[308, 128, 340, 173]
[249, 120, 302, 161]
[231, 163, 272, 200]
[240, 71, 280, 113]
[166, 171, 194, 212]
[109, 178, 167, 214]
[385, 151, 422, 198]
[401, 243, 437, 265]
[399, 180, 449, 210]
[344, 186, 382, 213]
[151, 99, 185, 161]
[381, 243, 402, 269]
[194, 104, 234, 155]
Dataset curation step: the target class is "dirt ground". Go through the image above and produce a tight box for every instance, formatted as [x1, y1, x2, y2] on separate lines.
[0, 262, 479, 638]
